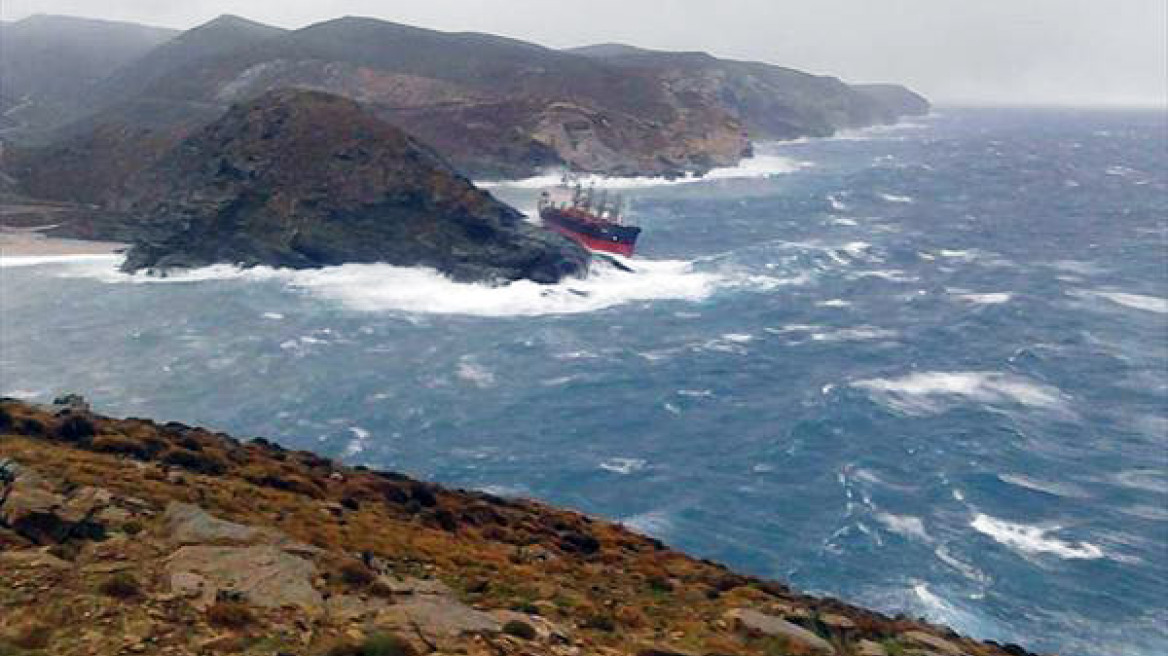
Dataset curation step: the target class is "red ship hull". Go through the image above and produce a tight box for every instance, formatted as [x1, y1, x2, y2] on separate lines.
[540, 207, 641, 257]
[545, 221, 636, 257]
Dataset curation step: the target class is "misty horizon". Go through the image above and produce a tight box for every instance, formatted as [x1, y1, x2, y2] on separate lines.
[2, 0, 1165, 108]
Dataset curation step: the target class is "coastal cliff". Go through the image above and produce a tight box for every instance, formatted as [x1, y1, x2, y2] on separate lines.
[1, 14, 929, 208]
[116, 89, 589, 283]
[0, 396, 1041, 656]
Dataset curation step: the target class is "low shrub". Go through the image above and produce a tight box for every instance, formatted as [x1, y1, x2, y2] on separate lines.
[360, 633, 417, 656]
[91, 434, 150, 459]
[98, 573, 141, 599]
[322, 633, 416, 656]
[54, 414, 97, 443]
[206, 600, 255, 629]
[161, 447, 227, 475]
[339, 561, 375, 589]
[581, 613, 616, 632]
[502, 619, 538, 640]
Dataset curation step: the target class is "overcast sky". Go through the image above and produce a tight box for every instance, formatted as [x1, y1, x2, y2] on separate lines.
[3, 0, 1165, 106]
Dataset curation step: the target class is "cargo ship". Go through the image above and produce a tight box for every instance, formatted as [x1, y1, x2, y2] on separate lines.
[538, 183, 641, 257]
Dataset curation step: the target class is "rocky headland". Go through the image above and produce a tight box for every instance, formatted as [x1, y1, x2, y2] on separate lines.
[114, 89, 588, 283]
[0, 396, 1042, 656]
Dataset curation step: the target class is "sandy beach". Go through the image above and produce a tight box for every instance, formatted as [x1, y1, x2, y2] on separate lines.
[0, 226, 126, 258]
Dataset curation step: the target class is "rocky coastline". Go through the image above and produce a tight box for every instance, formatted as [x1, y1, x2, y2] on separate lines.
[1, 395, 1042, 656]
[111, 89, 588, 283]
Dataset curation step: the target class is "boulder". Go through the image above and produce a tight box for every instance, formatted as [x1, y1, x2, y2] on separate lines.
[901, 631, 966, 656]
[857, 640, 888, 656]
[164, 545, 322, 611]
[725, 608, 836, 654]
[0, 468, 77, 543]
[162, 501, 269, 544]
[371, 595, 500, 650]
[820, 612, 857, 631]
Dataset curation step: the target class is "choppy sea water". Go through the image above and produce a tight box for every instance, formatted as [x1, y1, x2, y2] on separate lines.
[2, 109, 1165, 656]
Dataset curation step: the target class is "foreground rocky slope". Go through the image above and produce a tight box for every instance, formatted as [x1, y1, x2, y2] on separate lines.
[115, 89, 588, 283]
[0, 396, 1042, 656]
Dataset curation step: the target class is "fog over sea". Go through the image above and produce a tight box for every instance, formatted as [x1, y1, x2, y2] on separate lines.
[2, 108, 1165, 656]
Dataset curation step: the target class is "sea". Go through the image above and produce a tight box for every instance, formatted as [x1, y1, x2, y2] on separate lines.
[2, 108, 1165, 656]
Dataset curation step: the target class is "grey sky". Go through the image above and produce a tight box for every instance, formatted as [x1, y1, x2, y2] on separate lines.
[3, 0, 1165, 106]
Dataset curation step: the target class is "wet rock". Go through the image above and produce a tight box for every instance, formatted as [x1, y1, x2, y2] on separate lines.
[725, 608, 836, 654]
[164, 545, 322, 611]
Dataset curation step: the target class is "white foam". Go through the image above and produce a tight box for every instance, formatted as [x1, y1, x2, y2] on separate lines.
[849, 269, 918, 283]
[933, 546, 989, 583]
[1074, 290, 1168, 314]
[0, 253, 122, 268]
[816, 299, 852, 308]
[342, 426, 371, 457]
[852, 371, 1066, 416]
[767, 324, 897, 344]
[940, 249, 973, 258]
[909, 583, 984, 630]
[721, 333, 754, 343]
[971, 513, 1105, 560]
[950, 291, 1013, 305]
[827, 194, 849, 211]
[880, 193, 915, 204]
[456, 358, 496, 388]
[811, 327, 898, 342]
[874, 512, 931, 542]
[599, 457, 647, 475]
[58, 256, 797, 317]
[478, 152, 810, 189]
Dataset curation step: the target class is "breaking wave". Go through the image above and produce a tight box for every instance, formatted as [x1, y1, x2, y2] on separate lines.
[45, 254, 801, 317]
[477, 153, 810, 190]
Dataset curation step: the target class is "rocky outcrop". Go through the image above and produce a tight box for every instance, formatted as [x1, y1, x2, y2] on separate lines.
[117, 89, 589, 283]
[165, 544, 322, 610]
[726, 608, 838, 654]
